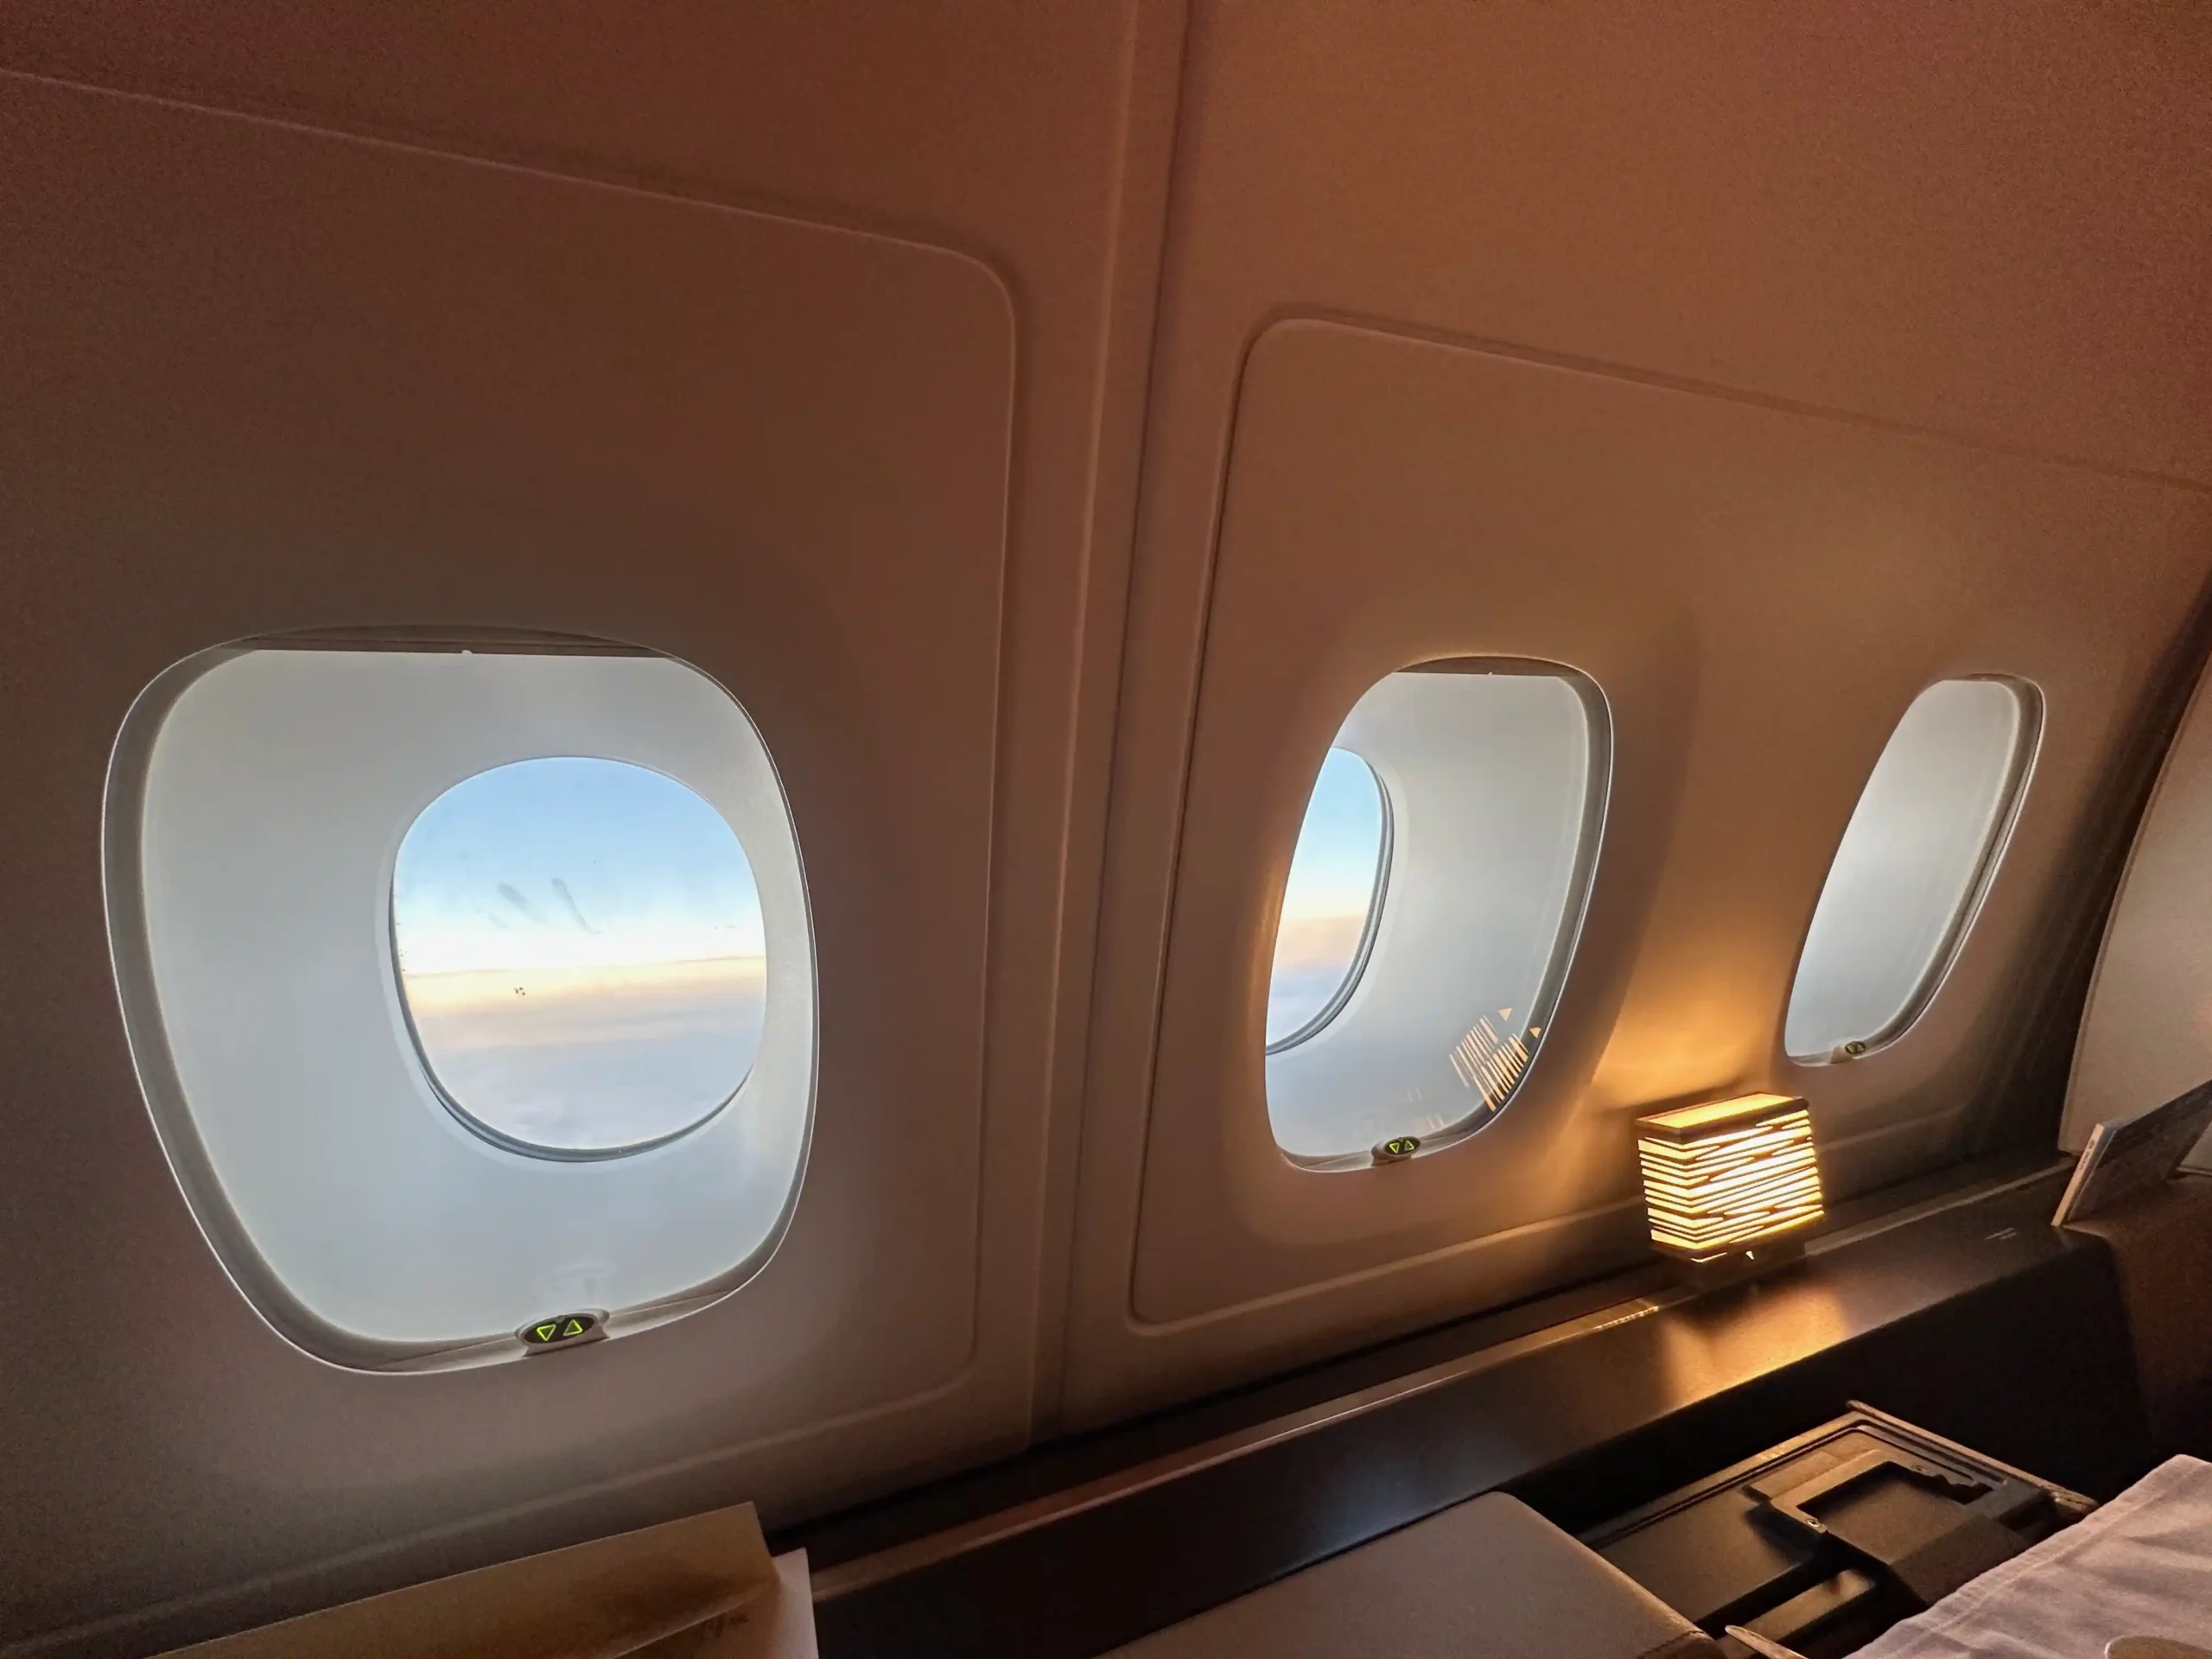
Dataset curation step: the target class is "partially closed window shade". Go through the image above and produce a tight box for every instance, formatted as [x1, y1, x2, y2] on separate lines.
[1785, 677, 2039, 1062]
[1263, 663, 1608, 1162]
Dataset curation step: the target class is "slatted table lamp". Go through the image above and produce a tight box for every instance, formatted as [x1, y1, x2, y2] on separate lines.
[1637, 1093, 1824, 1286]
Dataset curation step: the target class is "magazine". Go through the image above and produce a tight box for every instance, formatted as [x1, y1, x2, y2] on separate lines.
[2052, 1077, 2212, 1227]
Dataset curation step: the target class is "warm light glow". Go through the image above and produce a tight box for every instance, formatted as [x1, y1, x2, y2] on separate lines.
[1637, 1092, 1824, 1259]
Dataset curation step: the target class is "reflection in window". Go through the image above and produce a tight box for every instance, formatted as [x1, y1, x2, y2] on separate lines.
[1268, 747, 1389, 1048]
[392, 757, 766, 1155]
[1785, 678, 2039, 1062]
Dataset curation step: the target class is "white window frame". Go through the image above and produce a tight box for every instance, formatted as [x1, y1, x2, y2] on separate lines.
[1262, 658, 1611, 1166]
[1784, 675, 2043, 1064]
[105, 631, 817, 1371]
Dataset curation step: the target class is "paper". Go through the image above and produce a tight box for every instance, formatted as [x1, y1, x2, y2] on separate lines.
[2052, 1077, 2212, 1227]
[163, 1503, 813, 1659]
[637, 1552, 816, 1659]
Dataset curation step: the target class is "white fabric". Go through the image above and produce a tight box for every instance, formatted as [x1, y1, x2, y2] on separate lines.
[1857, 1456, 2212, 1659]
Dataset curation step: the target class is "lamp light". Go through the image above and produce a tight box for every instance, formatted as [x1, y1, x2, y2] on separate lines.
[1637, 1092, 1823, 1283]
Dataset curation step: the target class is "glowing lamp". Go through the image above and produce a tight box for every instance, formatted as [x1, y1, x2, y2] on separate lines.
[1637, 1093, 1823, 1274]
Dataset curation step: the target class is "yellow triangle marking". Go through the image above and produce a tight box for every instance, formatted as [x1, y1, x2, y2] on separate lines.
[534, 1323, 558, 1341]
[563, 1319, 587, 1338]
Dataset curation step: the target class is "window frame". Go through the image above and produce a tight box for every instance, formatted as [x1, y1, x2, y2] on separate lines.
[1262, 657, 1612, 1168]
[105, 629, 817, 1370]
[1785, 675, 2044, 1064]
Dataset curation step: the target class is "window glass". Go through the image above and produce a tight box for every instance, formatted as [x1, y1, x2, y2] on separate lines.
[1264, 665, 1607, 1161]
[1268, 747, 1389, 1048]
[1785, 678, 2038, 1062]
[393, 756, 766, 1155]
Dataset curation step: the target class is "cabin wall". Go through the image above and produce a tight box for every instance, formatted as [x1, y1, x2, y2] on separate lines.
[3, 3, 2209, 1653]
[1, 4, 1185, 1649]
[1065, 0, 2212, 1424]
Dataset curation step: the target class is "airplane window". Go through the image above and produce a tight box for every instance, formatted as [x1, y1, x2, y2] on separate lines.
[1264, 664, 1608, 1164]
[1785, 677, 2040, 1063]
[109, 639, 817, 1365]
[1268, 748, 1389, 1049]
[392, 757, 767, 1157]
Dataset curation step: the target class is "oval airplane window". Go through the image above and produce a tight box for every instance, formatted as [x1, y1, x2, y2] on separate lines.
[1265, 664, 1609, 1162]
[1268, 747, 1391, 1049]
[113, 642, 815, 1363]
[1785, 677, 2041, 1062]
[392, 756, 768, 1156]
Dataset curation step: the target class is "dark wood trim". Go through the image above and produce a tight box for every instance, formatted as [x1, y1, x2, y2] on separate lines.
[798, 1163, 2148, 1657]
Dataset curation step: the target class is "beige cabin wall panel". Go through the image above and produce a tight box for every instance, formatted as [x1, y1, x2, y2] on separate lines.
[0, 63, 1139, 1651]
[0, 0, 1184, 1482]
[1072, 321, 2206, 1414]
[0, 3, 1141, 285]
[1160, 0, 2212, 485]
[1071, 0, 2212, 1425]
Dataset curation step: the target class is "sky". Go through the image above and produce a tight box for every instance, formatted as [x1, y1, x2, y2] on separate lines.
[391, 756, 770, 1151]
[392, 756, 766, 976]
[1268, 747, 1386, 1044]
[391, 748, 1393, 1145]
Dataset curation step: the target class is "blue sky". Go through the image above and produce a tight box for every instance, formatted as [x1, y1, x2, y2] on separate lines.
[1280, 747, 1386, 934]
[392, 757, 765, 976]
[1268, 747, 1386, 1043]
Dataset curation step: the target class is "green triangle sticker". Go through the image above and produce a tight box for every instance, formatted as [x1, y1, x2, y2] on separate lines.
[534, 1323, 558, 1342]
[563, 1319, 587, 1338]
